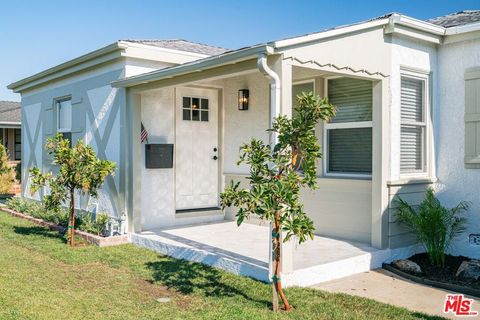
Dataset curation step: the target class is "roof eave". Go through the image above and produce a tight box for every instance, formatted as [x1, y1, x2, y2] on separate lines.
[112, 44, 274, 88]
[445, 21, 480, 35]
[390, 13, 446, 35]
[7, 42, 127, 93]
[273, 18, 391, 49]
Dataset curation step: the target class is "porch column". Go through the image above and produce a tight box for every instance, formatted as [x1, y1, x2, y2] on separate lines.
[371, 79, 390, 249]
[272, 56, 295, 273]
[126, 90, 142, 233]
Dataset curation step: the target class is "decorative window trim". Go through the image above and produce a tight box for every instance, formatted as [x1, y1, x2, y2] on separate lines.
[399, 69, 430, 178]
[322, 77, 373, 179]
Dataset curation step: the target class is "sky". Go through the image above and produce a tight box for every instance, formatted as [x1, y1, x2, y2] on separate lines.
[1, 0, 479, 101]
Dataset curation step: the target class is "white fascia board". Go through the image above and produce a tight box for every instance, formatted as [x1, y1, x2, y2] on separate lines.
[112, 44, 274, 88]
[389, 24, 443, 44]
[390, 14, 445, 35]
[445, 21, 480, 35]
[0, 122, 21, 128]
[274, 18, 390, 49]
[8, 42, 127, 93]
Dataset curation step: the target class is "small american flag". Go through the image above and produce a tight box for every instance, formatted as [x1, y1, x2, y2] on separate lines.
[141, 122, 149, 143]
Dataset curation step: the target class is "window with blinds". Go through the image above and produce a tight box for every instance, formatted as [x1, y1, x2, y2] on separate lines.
[326, 78, 373, 176]
[400, 76, 426, 174]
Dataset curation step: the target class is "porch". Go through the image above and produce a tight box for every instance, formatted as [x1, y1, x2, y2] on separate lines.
[130, 221, 401, 287]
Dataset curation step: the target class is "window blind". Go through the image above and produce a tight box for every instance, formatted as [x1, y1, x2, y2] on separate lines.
[400, 76, 425, 174]
[328, 78, 373, 123]
[328, 127, 372, 174]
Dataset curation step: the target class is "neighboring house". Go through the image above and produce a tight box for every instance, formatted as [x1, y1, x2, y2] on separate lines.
[0, 101, 21, 161]
[7, 11, 480, 282]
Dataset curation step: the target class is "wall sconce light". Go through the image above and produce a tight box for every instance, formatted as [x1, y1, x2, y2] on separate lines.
[238, 89, 249, 110]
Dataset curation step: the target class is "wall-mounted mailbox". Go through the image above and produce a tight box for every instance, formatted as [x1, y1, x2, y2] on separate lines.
[145, 144, 174, 169]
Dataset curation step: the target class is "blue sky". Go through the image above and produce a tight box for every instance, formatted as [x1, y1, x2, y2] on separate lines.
[1, 0, 478, 101]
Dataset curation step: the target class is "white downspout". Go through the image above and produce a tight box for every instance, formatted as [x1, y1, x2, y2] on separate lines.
[257, 53, 281, 145]
[257, 53, 282, 283]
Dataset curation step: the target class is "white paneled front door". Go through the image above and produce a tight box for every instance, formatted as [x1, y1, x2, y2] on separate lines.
[175, 87, 219, 210]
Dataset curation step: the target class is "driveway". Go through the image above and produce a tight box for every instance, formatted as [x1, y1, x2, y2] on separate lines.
[312, 269, 479, 319]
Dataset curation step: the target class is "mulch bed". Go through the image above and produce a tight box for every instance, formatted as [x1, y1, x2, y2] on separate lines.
[385, 253, 480, 297]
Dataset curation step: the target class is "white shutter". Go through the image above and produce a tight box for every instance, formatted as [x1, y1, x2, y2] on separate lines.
[400, 76, 425, 174]
[465, 68, 480, 168]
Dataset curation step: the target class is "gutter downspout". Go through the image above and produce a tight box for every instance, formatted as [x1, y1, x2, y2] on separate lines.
[257, 53, 281, 146]
[257, 52, 281, 284]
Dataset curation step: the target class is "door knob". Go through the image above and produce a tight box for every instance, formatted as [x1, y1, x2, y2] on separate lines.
[213, 147, 218, 152]
[213, 156, 218, 160]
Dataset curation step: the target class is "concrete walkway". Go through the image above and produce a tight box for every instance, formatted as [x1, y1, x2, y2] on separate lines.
[312, 269, 480, 319]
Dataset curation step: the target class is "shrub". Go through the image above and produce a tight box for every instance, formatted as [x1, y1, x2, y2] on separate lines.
[79, 212, 109, 235]
[0, 144, 14, 194]
[395, 188, 469, 267]
[5, 197, 108, 235]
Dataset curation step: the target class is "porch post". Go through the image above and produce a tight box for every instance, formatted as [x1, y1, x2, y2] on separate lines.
[371, 79, 390, 249]
[126, 89, 142, 233]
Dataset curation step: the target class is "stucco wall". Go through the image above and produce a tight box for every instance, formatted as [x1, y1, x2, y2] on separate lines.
[221, 72, 271, 174]
[389, 35, 438, 182]
[436, 37, 480, 259]
[281, 27, 391, 78]
[140, 88, 176, 229]
[21, 67, 126, 217]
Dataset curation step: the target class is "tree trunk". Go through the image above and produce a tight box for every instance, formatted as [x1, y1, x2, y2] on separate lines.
[271, 211, 292, 311]
[68, 189, 75, 247]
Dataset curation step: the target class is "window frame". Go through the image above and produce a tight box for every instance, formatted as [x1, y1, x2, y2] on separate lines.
[399, 69, 430, 177]
[182, 95, 209, 122]
[56, 96, 72, 133]
[322, 76, 373, 179]
[14, 128, 21, 161]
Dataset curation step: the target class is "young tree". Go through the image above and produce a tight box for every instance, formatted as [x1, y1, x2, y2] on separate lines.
[30, 134, 116, 247]
[221, 92, 335, 311]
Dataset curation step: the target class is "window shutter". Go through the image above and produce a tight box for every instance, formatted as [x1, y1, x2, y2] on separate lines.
[400, 76, 425, 174]
[71, 97, 85, 134]
[465, 68, 480, 168]
[328, 78, 372, 123]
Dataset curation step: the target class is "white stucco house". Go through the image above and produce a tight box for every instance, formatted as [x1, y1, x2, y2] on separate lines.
[8, 10, 480, 286]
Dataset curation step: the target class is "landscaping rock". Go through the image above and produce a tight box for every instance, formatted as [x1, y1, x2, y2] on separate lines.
[392, 259, 422, 274]
[456, 260, 480, 280]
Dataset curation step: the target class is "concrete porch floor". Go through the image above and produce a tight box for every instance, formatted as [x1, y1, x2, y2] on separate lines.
[131, 220, 394, 287]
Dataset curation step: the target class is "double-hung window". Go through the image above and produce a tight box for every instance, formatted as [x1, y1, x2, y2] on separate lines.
[400, 73, 428, 175]
[325, 77, 373, 177]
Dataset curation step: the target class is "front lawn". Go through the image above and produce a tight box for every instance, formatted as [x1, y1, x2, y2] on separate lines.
[0, 212, 443, 320]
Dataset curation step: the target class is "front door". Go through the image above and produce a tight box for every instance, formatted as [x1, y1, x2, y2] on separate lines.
[175, 87, 219, 210]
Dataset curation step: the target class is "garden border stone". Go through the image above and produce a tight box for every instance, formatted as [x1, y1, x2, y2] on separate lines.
[383, 263, 480, 298]
[0, 206, 130, 247]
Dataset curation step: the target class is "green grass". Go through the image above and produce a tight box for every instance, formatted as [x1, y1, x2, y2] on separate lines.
[0, 212, 444, 320]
